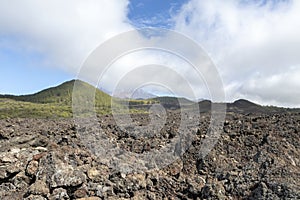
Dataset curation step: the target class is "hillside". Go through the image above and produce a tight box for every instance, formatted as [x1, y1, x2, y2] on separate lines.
[0, 79, 111, 105]
[0, 80, 112, 118]
[0, 81, 299, 199]
[1, 80, 299, 119]
[0, 80, 151, 118]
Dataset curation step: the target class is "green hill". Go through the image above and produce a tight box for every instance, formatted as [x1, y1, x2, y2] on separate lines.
[0, 80, 112, 118]
[2, 80, 295, 119]
[0, 80, 152, 119]
[0, 79, 111, 105]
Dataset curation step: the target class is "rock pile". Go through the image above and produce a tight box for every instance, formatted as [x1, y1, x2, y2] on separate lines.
[0, 111, 299, 199]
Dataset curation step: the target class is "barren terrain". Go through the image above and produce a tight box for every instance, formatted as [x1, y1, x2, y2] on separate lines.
[0, 110, 299, 199]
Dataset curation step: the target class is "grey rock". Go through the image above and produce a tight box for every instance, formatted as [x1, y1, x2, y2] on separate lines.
[51, 167, 86, 188]
[49, 188, 69, 200]
[23, 195, 47, 200]
[28, 180, 49, 196]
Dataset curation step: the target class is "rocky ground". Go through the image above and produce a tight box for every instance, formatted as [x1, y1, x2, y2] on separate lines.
[0, 110, 299, 199]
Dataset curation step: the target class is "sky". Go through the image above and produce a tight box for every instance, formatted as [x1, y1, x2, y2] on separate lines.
[0, 0, 300, 107]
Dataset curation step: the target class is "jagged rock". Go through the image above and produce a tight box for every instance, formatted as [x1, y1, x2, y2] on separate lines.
[74, 188, 88, 198]
[32, 152, 47, 161]
[249, 182, 280, 200]
[49, 188, 69, 200]
[87, 168, 100, 181]
[28, 180, 49, 196]
[167, 159, 183, 176]
[126, 173, 147, 189]
[0, 168, 7, 180]
[51, 168, 86, 188]
[26, 160, 39, 177]
[24, 194, 47, 200]
[0, 130, 9, 140]
[7, 161, 23, 174]
[0, 183, 18, 199]
[12, 171, 30, 189]
[87, 165, 109, 182]
[0, 112, 299, 199]
[30, 136, 49, 147]
[76, 197, 101, 200]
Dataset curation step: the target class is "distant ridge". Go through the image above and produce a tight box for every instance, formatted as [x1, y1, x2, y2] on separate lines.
[0, 79, 298, 119]
[195, 99, 296, 114]
[227, 99, 289, 114]
[198, 100, 212, 113]
[152, 96, 194, 109]
[232, 99, 259, 108]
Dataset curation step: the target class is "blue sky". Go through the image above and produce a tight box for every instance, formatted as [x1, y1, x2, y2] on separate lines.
[0, 42, 72, 94]
[128, 0, 189, 28]
[0, 0, 299, 107]
[0, 0, 188, 95]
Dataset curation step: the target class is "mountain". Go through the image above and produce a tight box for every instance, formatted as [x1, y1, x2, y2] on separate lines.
[197, 99, 293, 114]
[0, 80, 298, 119]
[0, 79, 111, 105]
[0, 80, 114, 118]
[198, 100, 213, 113]
[232, 99, 257, 107]
[0, 80, 154, 118]
[227, 99, 290, 114]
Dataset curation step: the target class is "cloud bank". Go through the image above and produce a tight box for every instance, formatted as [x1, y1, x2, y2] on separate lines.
[0, 0, 131, 71]
[174, 0, 300, 107]
[1, 0, 300, 107]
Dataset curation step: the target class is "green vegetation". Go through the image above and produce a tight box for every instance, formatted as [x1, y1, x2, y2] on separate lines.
[0, 98, 72, 119]
[0, 80, 151, 119]
[1, 80, 297, 119]
[0, 79, 110, 105]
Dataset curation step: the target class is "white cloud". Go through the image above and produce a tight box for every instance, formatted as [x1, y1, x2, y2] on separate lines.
[99, 50, 209, 100]
[1, 0, 299, 107]
[238, 66, 300, 107]
[0, 0, 132, 72]
[0, 1, 213, 102]
[174, 0, 300, 107]
[77, 29, 220, 101]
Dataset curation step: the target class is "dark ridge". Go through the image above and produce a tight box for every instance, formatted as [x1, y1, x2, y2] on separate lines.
[232, 99, 259, 108]
[198, 100, 212, 113]
[227, 99, 285, 114]
[152, 96, 195, 110]
[153, 96, 194, 104]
